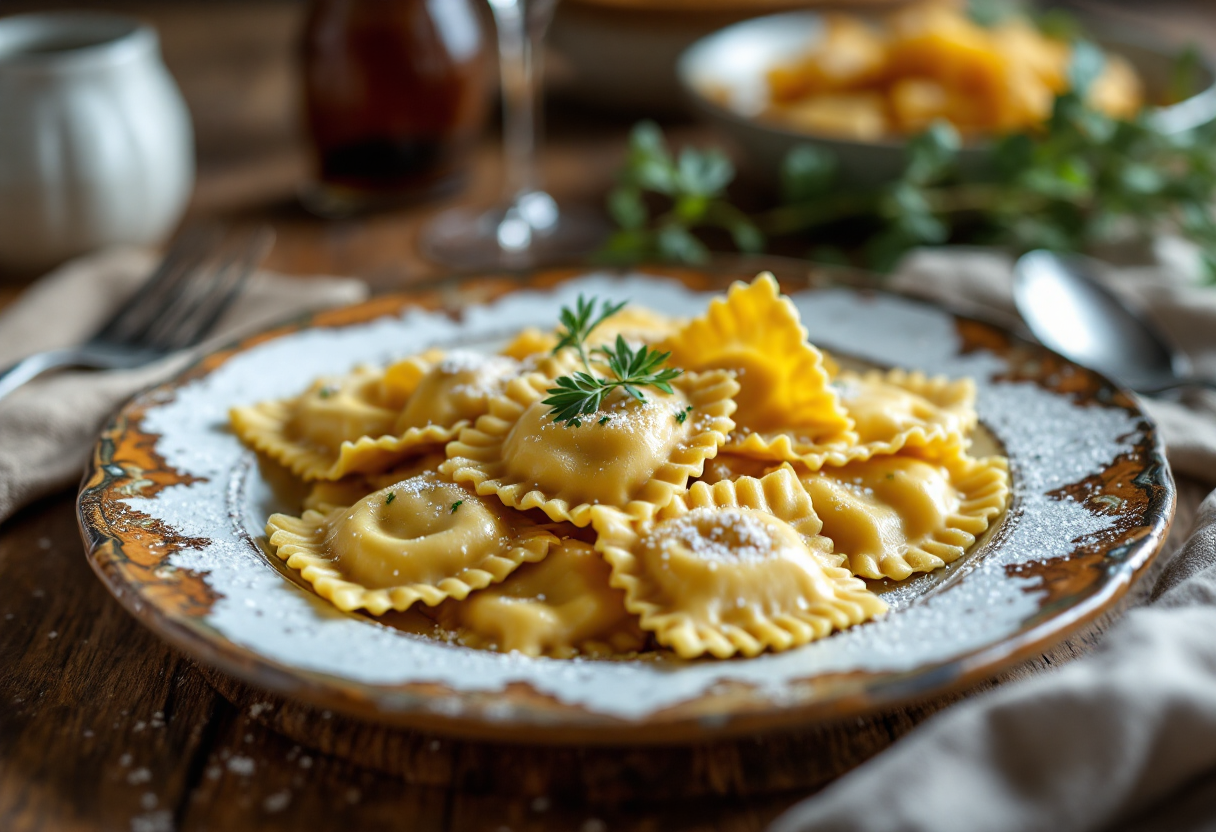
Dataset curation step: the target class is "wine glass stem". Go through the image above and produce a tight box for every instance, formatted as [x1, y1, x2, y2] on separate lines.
[487, 0, 553, 203]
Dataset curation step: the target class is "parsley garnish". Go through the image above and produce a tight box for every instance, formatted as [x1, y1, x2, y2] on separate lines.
[675, 405, 694, 424]
[318, 386, 336, 399]
[450, 500, 463, 513]
[543, 327, 683, 426]
[598, 415, 609, 425]
[552, 295, 628, 370]
[385, 492, 396, 504]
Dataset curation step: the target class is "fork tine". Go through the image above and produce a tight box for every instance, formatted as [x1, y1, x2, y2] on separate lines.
[169, 228, 274, 350]
[92, 226, 221, 345]
[142, 227, 273, 353]
[138, 247, 230, 349]
[144, 228, 265, 349]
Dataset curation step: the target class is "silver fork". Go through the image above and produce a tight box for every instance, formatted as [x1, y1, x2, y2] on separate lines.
[0, 226, 274, 401]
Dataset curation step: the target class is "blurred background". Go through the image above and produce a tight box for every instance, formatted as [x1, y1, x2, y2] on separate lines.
[0, 0, 1212, 286]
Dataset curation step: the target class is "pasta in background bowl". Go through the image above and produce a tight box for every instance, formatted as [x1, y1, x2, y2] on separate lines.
[678, 8, 1216, 185]
[78, 265, 1172, 742]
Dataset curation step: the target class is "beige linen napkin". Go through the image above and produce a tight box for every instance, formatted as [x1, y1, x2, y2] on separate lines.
[771, 247, 1216, 832]
[0, 246, 367, 522]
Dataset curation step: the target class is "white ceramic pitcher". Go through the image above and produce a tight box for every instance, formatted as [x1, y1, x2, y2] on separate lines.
[0, 13, 194, 273]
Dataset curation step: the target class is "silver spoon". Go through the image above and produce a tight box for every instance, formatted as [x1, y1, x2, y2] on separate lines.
[1012, 249, 1216, 394]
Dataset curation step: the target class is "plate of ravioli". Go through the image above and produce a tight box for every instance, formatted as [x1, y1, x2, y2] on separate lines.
[78, 266, 1173, 743]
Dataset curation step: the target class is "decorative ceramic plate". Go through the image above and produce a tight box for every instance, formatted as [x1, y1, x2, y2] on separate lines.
[77, 266, 1174, 745]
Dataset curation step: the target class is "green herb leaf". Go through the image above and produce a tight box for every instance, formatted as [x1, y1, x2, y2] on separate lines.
[782, 144, 838, 203]
[450, 500, 463, 513]
[608, 186, 648, 231]
[657, 225, 711, 264]
[385, 492, 396, 504]
[544, 334, 684, 426]
[630, 120, 671, 165]
[598, 120, 746, 266]
[676, 147, 734, 197]
[552, 295, 628, 370]
[905, 121, 961, 185]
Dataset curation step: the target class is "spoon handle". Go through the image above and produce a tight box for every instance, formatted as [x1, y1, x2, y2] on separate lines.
[1136, 377, 1216, 395]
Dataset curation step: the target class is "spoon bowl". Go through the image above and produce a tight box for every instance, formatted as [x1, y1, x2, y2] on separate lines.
[1012, 250, 1198, 393]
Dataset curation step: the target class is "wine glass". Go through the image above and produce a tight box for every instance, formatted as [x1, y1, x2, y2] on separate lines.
[421, 0, 605, 269]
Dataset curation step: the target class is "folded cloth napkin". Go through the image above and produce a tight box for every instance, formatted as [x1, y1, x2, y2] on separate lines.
[0, 246, 367, 523]
[772, 246, 1216, 832]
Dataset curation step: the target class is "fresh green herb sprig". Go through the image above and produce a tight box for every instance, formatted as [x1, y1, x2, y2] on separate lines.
[554, 295, 627, 370]
[545, 336, 682, 426]
[542, 297, 684, 426]
[601, 43, 1216, 281]
[599, 122, 764, 266]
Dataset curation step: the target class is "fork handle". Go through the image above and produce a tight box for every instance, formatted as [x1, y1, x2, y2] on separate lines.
[0, 347, 153, 402]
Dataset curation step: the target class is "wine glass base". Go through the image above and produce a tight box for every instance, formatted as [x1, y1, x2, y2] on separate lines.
[421, 200, 608, 270]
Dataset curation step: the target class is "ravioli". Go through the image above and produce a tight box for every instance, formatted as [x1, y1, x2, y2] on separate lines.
[266, 472, 557, 615]
[231, 350, 525, 482]
[800, 450, 1010, 580]
[234, 274, 1010, 662]
[593, 469, 884, 659]
[442, 368, 738, 527]
[695, 452, 782, 485]
[500, 328, 558, 361]
[302, 451, 447, 513]
[728, 367, 977, 470]
[589, 307, 686, 347]
[838, 368, 976, 446]
[436, 537, 646, 658]
[499, 308, 685, 362]
[387, 349, 521, 433]
[658, 273, 854, 444]
[230, 366, 403, 480]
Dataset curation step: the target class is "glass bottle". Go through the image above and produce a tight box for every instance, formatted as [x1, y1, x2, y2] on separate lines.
[300, 0, 491, 217]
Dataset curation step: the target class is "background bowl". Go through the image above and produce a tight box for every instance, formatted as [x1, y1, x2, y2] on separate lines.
[676, 10, 1216, 186]
[550, 0, 903, 114]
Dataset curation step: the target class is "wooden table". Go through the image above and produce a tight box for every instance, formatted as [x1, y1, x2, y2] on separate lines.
[2, 2, 1214, 829]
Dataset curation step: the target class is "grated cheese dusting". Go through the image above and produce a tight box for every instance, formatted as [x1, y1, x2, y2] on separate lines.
[436, 350, 511, 375]
[648, 507, 788, 563]
[438, 353, 519, 398]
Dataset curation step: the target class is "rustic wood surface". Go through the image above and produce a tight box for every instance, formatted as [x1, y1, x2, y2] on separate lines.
[1, 1, 1214, 829]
